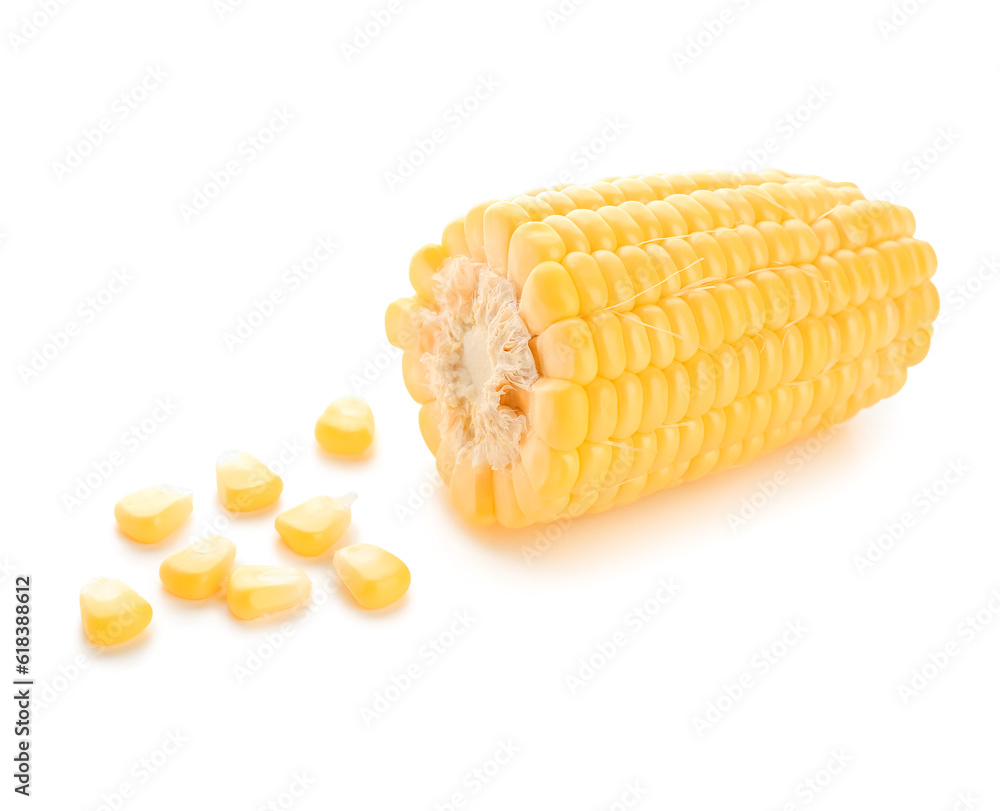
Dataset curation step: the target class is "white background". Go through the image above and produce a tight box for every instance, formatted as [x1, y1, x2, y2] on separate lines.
[3, 0, 999, 808]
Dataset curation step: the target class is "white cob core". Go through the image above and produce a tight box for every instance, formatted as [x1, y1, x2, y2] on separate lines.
[418, 257, 537, 469]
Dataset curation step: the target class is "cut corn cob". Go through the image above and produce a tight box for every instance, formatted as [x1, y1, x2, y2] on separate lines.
[386, 170, 938, 527]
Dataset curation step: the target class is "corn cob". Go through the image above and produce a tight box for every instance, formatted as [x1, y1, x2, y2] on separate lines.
[385, 169, 938, 527]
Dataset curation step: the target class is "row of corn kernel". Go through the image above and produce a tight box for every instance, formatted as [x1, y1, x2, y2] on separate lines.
[505, 229, 931, 337]
[496, 325, 931, 526]
[511, 169, 835, 216]
[587, 361, 913, 514]
[509, 227, 933, 335]
[430, 295, 936, 526]
[594, 331, 926, 511]
[385, 210, 920, 357]
[522, 275, 936, 455]
[431, 180, 868, 299]
[471, 184, 869, 279]
[528, 258, 935, 393]
[408, 173, 873, 308]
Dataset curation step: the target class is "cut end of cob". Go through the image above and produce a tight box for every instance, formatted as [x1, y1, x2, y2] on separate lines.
[416, 256, 537, 469]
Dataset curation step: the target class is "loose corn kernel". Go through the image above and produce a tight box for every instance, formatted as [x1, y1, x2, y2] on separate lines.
[226, 566, 311, 620]
[216, 451, 283, 511]
[275, 494, 355, 556]
[114, 485, 192, 543]
[315, 397, 375, 455]
[79, 578, 152, 646]
[333, 544, 410, 609]
[159, 535, 236, 600]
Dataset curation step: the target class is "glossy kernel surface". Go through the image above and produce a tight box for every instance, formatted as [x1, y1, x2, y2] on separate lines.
[80, 578, 152, 646]
[334, 544, 410, 609]
[216, 451, 283, 512]
[315, 398, 375, 455]
[159, 535, 236, 600]
[114, 485, 192, 543]
[275, 494, 355, 556]
[226, 565, 311, 620]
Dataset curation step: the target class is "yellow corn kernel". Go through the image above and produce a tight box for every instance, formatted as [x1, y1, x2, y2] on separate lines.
[484, 201, 531, 270]
[275, 494, 355, 556]
[563, 251, 609, 314]
[114, 485, 192, 543]
[610, 372, 643, 438]
[385, 297, 424, 352]
[528, 379, 588, 451]
[535, 318, 598, 384]
[409, 244, 448, 301]
[620, 312, 652, 372]
[492, 467, 531, 528]
[159, 536, 236, 600]
[216, 451, 283, 512]
[574, 441, 614, 495]
[521, 434, 579, 500]
[450, 461, 495, 524]
[315, 397, 375, 455]
[508, 221, 567, 292]
[80, 578, 152, 646]
[518, 260, 580, 333]
[334, 544, 411, 609]
[418, 400, 442, 454]
[402, 353, 433, 403]
[227, 566, 311, 620]
[512, 460, 569, 522]
[390, 170, 938, 526]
